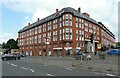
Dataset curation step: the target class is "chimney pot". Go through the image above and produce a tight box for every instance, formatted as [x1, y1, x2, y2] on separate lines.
[37, 18, 39, 21]
[28, 23, 30, 26]
[56, 9, 59, 13]
[78, 7, 81, 13]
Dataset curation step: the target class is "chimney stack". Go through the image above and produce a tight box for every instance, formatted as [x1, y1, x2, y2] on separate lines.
[28, 23, 30, 26]
[37, 18, 40, 21]
[78, 7, 81, 13]
[56, 9, 59, 13]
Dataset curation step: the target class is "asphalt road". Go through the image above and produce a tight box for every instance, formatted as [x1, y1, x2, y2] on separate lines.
[2, 58, 118, 76]
[2, 57, 117, 77]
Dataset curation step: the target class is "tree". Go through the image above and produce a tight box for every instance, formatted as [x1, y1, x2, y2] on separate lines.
[2, 38, 19, 49]
[2, 42, 7, 49]
[6, 39, 17, 49]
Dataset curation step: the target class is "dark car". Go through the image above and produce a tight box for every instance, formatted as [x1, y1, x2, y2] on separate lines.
[1, 53, 21, 61]
[107, 49, 120, 55]
[74, 52, 91, 60]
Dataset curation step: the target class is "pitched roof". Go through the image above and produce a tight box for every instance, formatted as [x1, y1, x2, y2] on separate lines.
[18, 7, 115, 39]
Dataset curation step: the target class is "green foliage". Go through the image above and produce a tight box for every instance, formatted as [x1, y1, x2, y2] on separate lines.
[2, 38, 19, 49]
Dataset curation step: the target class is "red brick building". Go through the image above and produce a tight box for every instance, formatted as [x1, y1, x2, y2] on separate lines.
[18, 7, 115, 56]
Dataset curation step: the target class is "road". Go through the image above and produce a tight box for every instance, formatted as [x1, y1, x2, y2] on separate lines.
[2, 57, 118, 77]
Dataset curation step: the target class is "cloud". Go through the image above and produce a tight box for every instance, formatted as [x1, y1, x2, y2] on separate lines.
[0, 33, 17, 44]
[1, 0, 119, 42]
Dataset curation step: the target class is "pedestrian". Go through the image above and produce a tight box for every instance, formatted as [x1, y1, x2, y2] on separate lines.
[94, 51, 97, 55]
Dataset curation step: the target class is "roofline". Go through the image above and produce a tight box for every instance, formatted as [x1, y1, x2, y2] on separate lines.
[18, 7, 115, 39]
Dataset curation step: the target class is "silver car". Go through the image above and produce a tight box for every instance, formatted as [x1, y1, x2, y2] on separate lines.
[74, 52, 91, 60]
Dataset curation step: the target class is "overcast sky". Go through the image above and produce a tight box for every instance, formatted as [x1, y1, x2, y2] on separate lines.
[0, 0, 119, 44]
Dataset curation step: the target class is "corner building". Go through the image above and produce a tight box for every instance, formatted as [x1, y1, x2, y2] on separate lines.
[18, 7, 115, 56]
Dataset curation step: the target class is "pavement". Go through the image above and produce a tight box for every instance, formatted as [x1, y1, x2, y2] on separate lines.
[25, 54, 119, 75]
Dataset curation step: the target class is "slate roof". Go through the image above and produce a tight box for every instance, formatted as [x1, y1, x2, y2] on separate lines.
[18, 7, 115, 39]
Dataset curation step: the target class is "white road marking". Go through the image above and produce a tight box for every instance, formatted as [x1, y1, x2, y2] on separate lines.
[31, 69, 35, 72]
[66, 68, 72, 70]
[7, 62, 9, 64]
[20, 67, 28, 70]
[11, 64, 17, 67]
[46, 73, 54, 76]
[20, 67, 35, 73]
[106, 73, 116, 76]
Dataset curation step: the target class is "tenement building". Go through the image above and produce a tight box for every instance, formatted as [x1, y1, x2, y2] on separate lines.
[18, 7, 116, 56]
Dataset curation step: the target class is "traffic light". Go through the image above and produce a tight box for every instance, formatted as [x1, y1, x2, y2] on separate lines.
[90, 33, 93, 43]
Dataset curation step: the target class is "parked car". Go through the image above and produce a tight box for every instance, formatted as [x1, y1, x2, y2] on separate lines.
[74, 52, 91, 60]
[107, 49, 120, 55]
[1, 53, 21, 61]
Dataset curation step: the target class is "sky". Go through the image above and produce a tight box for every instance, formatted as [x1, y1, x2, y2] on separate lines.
[0, 0, 119, 44]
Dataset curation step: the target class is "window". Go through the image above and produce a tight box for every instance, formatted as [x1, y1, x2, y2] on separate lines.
[66, 33, 69, 40]
[43, 33, 46, 37]
[35, 36, 37, 43]
[65, 28, 69, 33]
[38, 35, 41, 43]
[76, 30, 78, 34]
[85, 22, 88, 26]
[89, 24, 92, 28]
[70, 15, 72, 19]
[70, 21, 72, 26]
[93, 26, 96, 30]
[63, 21, 64, 26]
[60, 34, 62, 40]
[81, 19, 84, 23]
[63, 15, 65, 19]
[53, 31, 58, 41]
[85, 27, 88, 32]
[66, 42, 70, 47]
[66, 14, 69, 19]
[81, 23, 84, 29]
[43, 24, 46, 32]
[89, 29, 93, 33]
[48, 22, 52, 30]
[79, 18, 81, 22]
[79, 23, 81, 28]
[76, 30, 78, 40]
[85, 34, 88, 38]
[82, 43, 84, 47]
[54, 44, 57, 47]
[70, 28, 72, 39]
[70, 28, 72, 33]
[65, 20, 69, 26]
[79, 36, 81, 40]
[76, 42, 79, 47]
[81, 31, 84, 41]
[76, 17, 78, 27]
[35, 27, 37, 34]
[38, 26, 42, 33]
